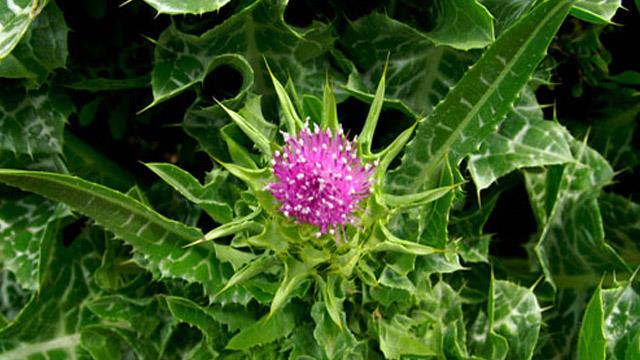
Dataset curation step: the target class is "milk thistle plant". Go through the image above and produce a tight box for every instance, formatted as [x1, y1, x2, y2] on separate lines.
[1, 0, 638, 358]
[205, 69, 459, 322]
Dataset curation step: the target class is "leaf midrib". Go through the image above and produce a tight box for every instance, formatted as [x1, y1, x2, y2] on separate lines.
[0, 333, 81, 359]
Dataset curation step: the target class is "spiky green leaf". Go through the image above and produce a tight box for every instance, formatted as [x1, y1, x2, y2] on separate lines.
[388, 0, 576, 194]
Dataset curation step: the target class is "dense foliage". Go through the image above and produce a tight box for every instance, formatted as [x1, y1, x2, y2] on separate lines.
[1, 0, 639, 358]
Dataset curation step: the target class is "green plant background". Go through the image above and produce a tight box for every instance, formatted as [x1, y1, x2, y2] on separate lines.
[0, 0, 639, 359]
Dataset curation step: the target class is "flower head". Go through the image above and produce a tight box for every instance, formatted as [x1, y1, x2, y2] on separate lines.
[267, 123, 376, 237]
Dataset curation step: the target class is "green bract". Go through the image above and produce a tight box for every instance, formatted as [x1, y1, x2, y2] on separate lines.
[1, 0, 638, 358]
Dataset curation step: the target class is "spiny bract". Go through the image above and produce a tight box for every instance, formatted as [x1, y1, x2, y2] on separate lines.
[266, 122, 376, 237]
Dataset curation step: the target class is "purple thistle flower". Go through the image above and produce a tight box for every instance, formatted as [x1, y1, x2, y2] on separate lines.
[267, 123, 376, 237]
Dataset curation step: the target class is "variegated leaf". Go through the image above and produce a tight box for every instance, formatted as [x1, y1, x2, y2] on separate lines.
[387, 0, 576, 194]
[468, 88, 573, 191]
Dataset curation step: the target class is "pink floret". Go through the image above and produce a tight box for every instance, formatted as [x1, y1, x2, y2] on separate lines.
[267, 123, 376, 237]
